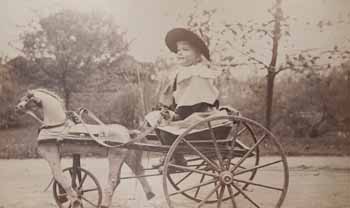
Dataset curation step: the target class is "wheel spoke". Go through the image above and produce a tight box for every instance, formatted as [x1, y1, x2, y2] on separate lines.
[194, 174, 206, 198]
[57, 192, 68, 197]
[233, 178, 284, 191]
[231, 183, 260, 208]
[69, 169, 77, 188]
[81, 196, 98, 207]
[168, 164, 218, 177]
[230, 162, 247, 169]
[226, 185, 237, 208]
[57, 184, 66, 197]
[78, 172, 88, 189]
[233, 159, 283, 176]
[186, 163, 208, 168]
[217, 185, 225, 208]
[213, 179, 220, 199]
[182, 138, 219, 171]
[169, 179, 217, 196]
[236, 126, 248, 137]
[186, 157, 203, 163]
[235, 139, 254, 151]
[230, 134, 267, 172]
[175, 171, 193, 186]
[81, 187, 99, 193]
[175, 161, 206, 186]
[196, 183, 221, 208]
[208, 121, 224, 170]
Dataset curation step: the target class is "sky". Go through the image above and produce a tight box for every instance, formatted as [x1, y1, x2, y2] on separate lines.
[0, 0, 349, 63]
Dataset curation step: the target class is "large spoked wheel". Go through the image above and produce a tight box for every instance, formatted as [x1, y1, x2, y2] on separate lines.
[53, 167, 102, 208]
[163, 115, 289, 208]
[166, 120, 260, 203]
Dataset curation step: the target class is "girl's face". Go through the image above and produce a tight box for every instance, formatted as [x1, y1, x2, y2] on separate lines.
[176, 41, 202, 66]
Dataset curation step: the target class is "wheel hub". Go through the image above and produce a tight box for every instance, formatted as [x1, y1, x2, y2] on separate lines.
[219, 171, 234, 185]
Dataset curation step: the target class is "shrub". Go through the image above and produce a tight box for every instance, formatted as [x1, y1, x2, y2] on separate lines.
[103, 84, 143, 129]
[0, 65, 21, 128]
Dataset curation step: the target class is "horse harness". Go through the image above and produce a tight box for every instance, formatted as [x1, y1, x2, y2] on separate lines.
[38, 121, 67, 133]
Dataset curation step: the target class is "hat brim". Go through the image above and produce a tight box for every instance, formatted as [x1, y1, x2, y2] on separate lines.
[165, 28, 210, 61]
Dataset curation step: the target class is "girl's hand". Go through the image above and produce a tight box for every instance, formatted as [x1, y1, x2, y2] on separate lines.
[160, 109, 172, 120]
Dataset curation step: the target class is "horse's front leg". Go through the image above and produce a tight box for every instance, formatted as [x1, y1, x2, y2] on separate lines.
[37, 143, 80, 207]
[101, 148, 128, 208]
[125, 150, 155, 200]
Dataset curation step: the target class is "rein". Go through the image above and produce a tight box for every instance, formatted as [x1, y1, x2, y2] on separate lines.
[78, 108, 162, 148]
[25, 110, 44, 124]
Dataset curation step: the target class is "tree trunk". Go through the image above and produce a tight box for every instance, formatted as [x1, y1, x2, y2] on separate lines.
[266, 71, 276, 130]
[265, 0, 282, 130]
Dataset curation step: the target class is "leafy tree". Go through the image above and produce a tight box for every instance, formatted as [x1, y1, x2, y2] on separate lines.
[19, 10, 129, 109]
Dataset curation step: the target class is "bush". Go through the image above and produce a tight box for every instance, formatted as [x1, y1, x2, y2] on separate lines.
[0, 65, 21, 129]
[103, 84, 143, 129]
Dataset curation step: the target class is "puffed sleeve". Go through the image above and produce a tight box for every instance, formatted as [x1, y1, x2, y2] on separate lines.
[158, 70, 177, 108]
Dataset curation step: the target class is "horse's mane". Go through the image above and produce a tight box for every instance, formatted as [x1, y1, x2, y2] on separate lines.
[31, 88, 65, 110]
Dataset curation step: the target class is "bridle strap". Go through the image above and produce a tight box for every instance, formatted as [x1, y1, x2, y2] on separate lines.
[25, 110, 44, 124]
[38, 121, 67, 133]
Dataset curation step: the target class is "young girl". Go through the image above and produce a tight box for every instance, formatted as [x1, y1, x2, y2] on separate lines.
[159, 27, 220, 121]
[149, 28, 220, 168]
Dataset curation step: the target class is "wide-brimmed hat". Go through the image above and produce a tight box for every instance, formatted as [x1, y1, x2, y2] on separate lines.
[165, 28, 210, 61]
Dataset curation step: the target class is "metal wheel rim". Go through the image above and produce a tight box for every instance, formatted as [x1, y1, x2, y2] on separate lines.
[53, 167, 103, 208]
[162, 115, 289, 208]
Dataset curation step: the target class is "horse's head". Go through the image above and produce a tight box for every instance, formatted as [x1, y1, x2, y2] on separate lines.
[15, 90, 43, 114]
[15, 89, 66, 126]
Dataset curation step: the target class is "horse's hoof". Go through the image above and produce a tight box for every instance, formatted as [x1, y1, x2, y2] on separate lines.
[146, 192, 156, 200]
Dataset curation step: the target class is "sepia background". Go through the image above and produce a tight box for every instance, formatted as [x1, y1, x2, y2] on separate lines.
[0, 0, 349, 208]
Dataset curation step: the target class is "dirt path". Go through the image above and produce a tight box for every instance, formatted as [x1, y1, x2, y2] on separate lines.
[0, 156, 349, 208]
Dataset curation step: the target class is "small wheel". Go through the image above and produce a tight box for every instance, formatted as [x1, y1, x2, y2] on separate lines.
[53, 167, 102, 208]
[163, 115, 289, 208]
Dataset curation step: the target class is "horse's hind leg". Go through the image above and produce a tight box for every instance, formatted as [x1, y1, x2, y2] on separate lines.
[37, 144, 79, 206]
[102, 148, 128, 208]
[125, 150, 155, 200]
